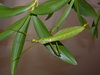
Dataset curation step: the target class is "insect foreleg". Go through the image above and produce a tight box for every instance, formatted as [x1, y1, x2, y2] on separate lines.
[49, 42, 61, 57]
[12, 42, 37, 62]
[10, 28, 33, 39]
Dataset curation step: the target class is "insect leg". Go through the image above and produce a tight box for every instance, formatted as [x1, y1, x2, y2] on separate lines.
[56, 42, 61, 54]
[55, 27, 61, 55]
[49, 42, 60, 57]
[12, 42, 37, 62]
[56, 27, 59, 32]
[49, 27, 61, 56]
[10, 28, 33, 39]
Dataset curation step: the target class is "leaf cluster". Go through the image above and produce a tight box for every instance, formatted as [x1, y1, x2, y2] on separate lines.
[0, 0, 100, 75]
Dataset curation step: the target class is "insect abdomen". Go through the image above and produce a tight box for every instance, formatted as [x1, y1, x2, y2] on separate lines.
[39, 24, 87, 44]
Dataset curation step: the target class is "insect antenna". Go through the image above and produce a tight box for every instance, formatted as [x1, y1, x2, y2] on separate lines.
[10, 28, 33, 39]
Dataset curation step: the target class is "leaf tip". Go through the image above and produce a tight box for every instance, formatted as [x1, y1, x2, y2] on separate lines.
[72, 60, 77, 65]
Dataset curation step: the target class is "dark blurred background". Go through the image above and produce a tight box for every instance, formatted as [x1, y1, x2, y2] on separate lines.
[0, 0, 100, 75]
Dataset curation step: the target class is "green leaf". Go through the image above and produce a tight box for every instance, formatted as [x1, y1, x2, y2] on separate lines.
[95, 27, 98, 38]
[0, 15, 30, 41]
[79, 16, 90, 29]
[93, 10, 100, 27]
[45, 13, 54, 20]
[32, 15, 77, 65]
[11, 14, 31, 75]
[50, 0, 75, 32]
[31, 0, 70, 15]
[97, 2, 100, 5]
[91, 27, 95, 40]
[0, 2, 35, 18]
[74, 0, 90, 29]
[91, 10, 100, 40]
[77, 0, 97, 17]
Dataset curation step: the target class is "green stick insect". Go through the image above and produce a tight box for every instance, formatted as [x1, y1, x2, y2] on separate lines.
[12, 23, 88, 61]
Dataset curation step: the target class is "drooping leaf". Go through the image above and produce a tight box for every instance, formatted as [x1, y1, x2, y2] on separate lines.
[0, 14, 30, 41]
[0, 2, 36, 18]
[11, 14, 31, 75]
[74, 0, 90, 29]
[32, 15, 77, 65]
[97, 2, 100, 5]
[31, 0, 70, 15]
[78, 15, 90, 29]
[91, 10, 100, 40]
[91, 27, 96, 40]
[77, 0, 97, 17]
[50, 0, 75, 32]
[95, 27, 98, 38]
[45, 13, 54, 20]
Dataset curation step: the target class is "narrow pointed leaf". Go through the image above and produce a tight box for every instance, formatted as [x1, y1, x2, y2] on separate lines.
[45, 13, 54, 20]
[91, 27, 95, 40]
[95, 27, 98, 38]
[91, 10, 100, 40]
[74, 0, 90, 29]
[32, 15, 77, 65]
[0, 16, 29, 41]
[51, 0, 75, 32]
[11, 14, 31, 75]
[98, 2, 100, 5]
[94, 10, 100, 27]
[77, 0, 97, 17]
[0, 2, 35, 18]
[31, 0, 70, 15]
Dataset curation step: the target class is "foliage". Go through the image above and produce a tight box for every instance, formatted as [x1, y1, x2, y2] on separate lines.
[0, 0, 100, 75]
